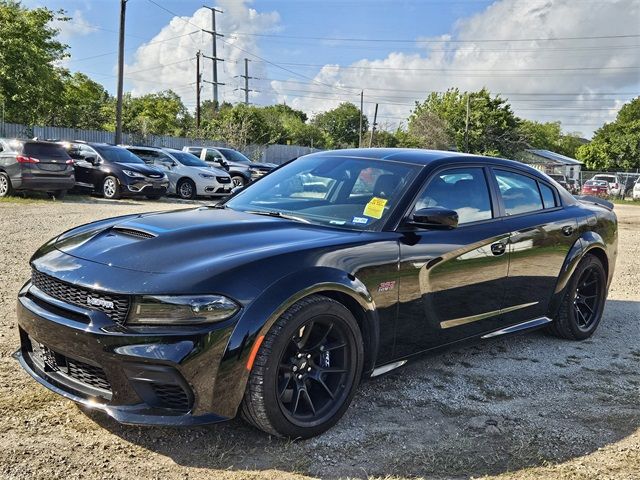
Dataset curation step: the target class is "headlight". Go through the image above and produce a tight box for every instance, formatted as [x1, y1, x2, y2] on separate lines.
[128, 295, 240, 325]
[123, 169, 145, 178]
[198, 173, 215, 179]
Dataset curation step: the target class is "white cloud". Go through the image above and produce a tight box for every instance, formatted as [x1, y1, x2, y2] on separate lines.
[124, 0, 280, 108]
[53, 9, 94, 40]
[270, 0, 640, 137]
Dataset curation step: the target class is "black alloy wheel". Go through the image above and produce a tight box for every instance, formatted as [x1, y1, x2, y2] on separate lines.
[548, 254, 607, 340]
[241, 295, 363, 438]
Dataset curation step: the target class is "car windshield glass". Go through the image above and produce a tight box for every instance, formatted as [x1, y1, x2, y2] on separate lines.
[95, 145, 145, 164]
[225, 155, 420, 230]
[595, 176, 615, 183]
[171, 151, 210, 167]
[220, 149, 251, 164]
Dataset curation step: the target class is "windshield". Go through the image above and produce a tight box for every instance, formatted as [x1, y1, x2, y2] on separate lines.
[225, 155, 420, 230]
[95, 145, 145, 164]
[171, 151, 210, 167]
[594, 176, 615, 183]
[220, 149, 251, 164]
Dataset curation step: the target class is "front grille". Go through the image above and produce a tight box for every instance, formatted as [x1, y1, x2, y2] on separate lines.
[217, 176, 231, 183]
[67, 358, 111, 391]
[30, 340, 111, 394]
[151, 383, 191, 412]
[31, 269, 130, 325]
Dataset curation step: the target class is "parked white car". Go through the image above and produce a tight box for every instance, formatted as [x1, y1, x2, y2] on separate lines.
[633, 177, 640, 200]
[125, 146, 232, 199]
[591, 174, 622, 196]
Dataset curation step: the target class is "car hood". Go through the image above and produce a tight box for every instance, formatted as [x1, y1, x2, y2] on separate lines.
[53, 207, 359, 274]
[191, 166, 228, 176]
[249, 162, 277, 169]
[115, 162, 164, 177]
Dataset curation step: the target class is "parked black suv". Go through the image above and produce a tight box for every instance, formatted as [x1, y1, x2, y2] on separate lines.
[0, 139, 75, 198]
[62, 142, 169, 199]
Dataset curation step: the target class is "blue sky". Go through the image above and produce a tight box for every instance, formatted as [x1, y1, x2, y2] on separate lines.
[24, 0, 640, 136]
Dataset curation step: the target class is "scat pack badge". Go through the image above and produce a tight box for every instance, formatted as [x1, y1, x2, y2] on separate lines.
[377, 281, 396, 292]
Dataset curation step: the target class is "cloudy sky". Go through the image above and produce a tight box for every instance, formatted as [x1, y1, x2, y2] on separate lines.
[28, 0, 640, 137]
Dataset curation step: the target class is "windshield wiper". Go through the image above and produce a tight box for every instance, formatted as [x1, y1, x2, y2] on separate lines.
[244, 210, 311, 223]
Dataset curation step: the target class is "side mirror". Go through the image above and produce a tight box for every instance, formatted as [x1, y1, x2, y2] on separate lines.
[161, 161, 174, 169]
[409, 207, 459, 229]
[83, 155, 98, 165]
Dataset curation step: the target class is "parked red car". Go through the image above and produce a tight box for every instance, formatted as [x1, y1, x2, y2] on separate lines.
[581, 179, 609, 196]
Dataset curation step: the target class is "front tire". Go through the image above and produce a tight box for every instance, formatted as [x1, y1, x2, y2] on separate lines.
[177, 178, 196, 199]
[548, 254, 607, 340]
[231, 175, 246, 188]
[102, 176, 120, 199]
[241, 295, 363, 438]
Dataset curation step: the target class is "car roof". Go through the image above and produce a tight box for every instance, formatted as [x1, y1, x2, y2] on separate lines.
[309, 148, 540, 171]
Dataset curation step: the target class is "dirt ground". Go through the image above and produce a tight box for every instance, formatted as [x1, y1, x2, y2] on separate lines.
[0, 195, 638, 480]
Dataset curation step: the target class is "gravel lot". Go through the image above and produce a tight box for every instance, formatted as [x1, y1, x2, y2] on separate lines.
[0, 195, 638, 480]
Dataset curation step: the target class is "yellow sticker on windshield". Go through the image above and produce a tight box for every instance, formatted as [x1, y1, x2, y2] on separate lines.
[363, 197, 388, 219]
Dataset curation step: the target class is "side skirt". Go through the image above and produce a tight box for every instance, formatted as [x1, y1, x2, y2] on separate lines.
[481, 316, 552, 339]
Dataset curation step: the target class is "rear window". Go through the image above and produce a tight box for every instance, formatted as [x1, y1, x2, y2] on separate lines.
[594, 176, 615, 183]
[23, 143, 70, 159]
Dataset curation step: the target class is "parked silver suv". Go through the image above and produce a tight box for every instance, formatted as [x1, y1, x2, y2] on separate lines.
[125, 146, 232, 199]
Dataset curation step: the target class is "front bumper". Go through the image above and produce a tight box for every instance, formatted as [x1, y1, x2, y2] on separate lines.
[15, 281, 234, 426]
[124, 179, 169, 196]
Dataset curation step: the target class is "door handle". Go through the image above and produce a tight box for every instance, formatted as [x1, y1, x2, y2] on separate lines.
[491, 242, 506, 256]
[562, 225, 574, 236]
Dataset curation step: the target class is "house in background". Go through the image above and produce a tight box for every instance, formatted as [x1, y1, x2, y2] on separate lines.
[516, 149, 583, 181]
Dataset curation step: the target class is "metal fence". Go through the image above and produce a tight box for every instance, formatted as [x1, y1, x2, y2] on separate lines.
[0, 122, 321, 164]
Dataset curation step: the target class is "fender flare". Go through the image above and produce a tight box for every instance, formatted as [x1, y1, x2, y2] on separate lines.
[548, 231, 607, 319]
[211, 267, 379, 418]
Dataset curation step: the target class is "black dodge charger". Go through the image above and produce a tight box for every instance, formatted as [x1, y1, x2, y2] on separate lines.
[14, 149, 617, 438]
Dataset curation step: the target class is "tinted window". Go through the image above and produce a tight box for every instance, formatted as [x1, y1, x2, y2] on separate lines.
[539, 183, 557, 209]
[495, 170, 543, 215]
[204, 149, 223, 162]
[23, 143, 70, 159]
[219, 148, 251, 164]
[415, 167, 492, 225]
[186, 147, 202, 156]
[171, 151, 210, 167]
[94, 145, 145, 164]
[129, 149, 161, 163]
[226, 156, 419, 230]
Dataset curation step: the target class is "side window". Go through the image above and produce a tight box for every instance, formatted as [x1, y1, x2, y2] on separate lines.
[495, 170, 543, 215]
[204, 149, 223, 162]
[414, 167, 492, 225]
[539, 182, 557, 209]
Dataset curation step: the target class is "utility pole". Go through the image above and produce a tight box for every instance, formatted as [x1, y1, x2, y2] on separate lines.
[239, 58, 253, 104]
[203, 6, 224, 109]
[195, 51, 202, 129]
[359, 90, 363, 147]
[464, 94, 470, 153]
[368, 103, 378, 148]
[115, 0, 127, 145]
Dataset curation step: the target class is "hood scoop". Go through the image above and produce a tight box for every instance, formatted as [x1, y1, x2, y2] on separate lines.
[111, 227, 156, 240]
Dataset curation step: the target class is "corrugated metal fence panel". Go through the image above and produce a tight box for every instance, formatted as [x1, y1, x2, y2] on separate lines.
[0, 122, 323, 165]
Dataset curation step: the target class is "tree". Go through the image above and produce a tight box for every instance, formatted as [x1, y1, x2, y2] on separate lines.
[104, 90, 193, 138]
[517, 119, 585, 158]
[409, 88, 521, 156]
[0, 1, 69, 125]
[56, 72, 112, 130]
[407, 110, 452, 150]
[312, 102, 368, 148]
[576, 97, 640, 170]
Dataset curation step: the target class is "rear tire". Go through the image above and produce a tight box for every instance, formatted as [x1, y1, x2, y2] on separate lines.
[241, 295, 363, 438]
[231, 175, 246, 188]
[177, 178, 196, 199]
[0, 172, 12, 197]
[102, 176, 120, 199]
[547, 254, 607, 340]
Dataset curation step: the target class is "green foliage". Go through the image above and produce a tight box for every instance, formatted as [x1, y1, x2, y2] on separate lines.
[104, 90, 193, 138]
[0, 1, 69, 124]
[56, 72, 111, 129]
[409, 88, 521, 156]
[517, 119, 585, 158]
[576, 97, 640, 170]
[312, 102, 368, 148]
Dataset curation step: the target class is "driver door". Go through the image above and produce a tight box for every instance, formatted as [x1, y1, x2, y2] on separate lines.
[394, 166, 510, 357]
